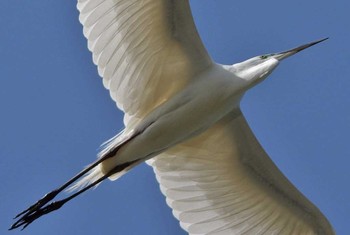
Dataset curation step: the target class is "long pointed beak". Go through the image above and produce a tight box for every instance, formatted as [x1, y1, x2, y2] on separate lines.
[274, 38, 328, 61]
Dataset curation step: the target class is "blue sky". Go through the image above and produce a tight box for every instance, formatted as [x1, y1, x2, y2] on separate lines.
[1, 0, 349, 234]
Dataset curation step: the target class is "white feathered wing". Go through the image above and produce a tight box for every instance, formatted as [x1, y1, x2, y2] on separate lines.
[77, 0, 211, 126]
[148, 110, 334, 234]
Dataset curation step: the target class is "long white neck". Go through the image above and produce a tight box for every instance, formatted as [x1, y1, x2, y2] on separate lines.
[222, 57, 280, 90]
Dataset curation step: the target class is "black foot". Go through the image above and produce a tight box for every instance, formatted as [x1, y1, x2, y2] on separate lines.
[10, 199, 66, 230]
[9, 189, 61, 230]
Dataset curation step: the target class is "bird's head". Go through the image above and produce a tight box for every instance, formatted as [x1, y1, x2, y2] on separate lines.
[231, 38, 328, 89]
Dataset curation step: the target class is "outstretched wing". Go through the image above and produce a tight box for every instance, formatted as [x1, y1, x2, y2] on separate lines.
[77, 0, 212, 124]
[148, 109, 334, 235]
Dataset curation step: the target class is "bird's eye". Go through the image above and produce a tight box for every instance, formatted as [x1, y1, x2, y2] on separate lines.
[260, 55, 269, 59]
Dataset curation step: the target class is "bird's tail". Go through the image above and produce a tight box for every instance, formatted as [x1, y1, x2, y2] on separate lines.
[67, 129, 137, 192]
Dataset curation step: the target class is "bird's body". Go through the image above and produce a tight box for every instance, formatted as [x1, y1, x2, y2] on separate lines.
[11, 0, 334, 234]
[100, 64, 245, 173]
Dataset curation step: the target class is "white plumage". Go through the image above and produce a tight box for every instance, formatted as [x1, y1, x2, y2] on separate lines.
[78, 0, 211, 126]
[11, 0, 334, 234]
[75, 0, 333, 234]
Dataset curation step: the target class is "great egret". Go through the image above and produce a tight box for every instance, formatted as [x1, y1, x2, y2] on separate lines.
[11, 0, 334, 234]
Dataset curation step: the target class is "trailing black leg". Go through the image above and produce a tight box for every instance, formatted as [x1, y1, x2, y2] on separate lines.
[10, 159, 139, 231]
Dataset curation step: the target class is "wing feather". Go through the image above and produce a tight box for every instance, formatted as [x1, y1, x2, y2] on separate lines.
[148, 109, 334, 235]
[77, 0, 212, 125]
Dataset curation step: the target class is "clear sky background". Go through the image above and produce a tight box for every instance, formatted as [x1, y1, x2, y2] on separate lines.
[1, 0, 349, 234]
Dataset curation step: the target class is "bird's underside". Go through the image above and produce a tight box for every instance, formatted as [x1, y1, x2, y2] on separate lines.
[10, 0, 334, 234]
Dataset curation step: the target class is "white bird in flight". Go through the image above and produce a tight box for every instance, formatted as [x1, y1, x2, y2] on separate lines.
[11, 0, 334, 234]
